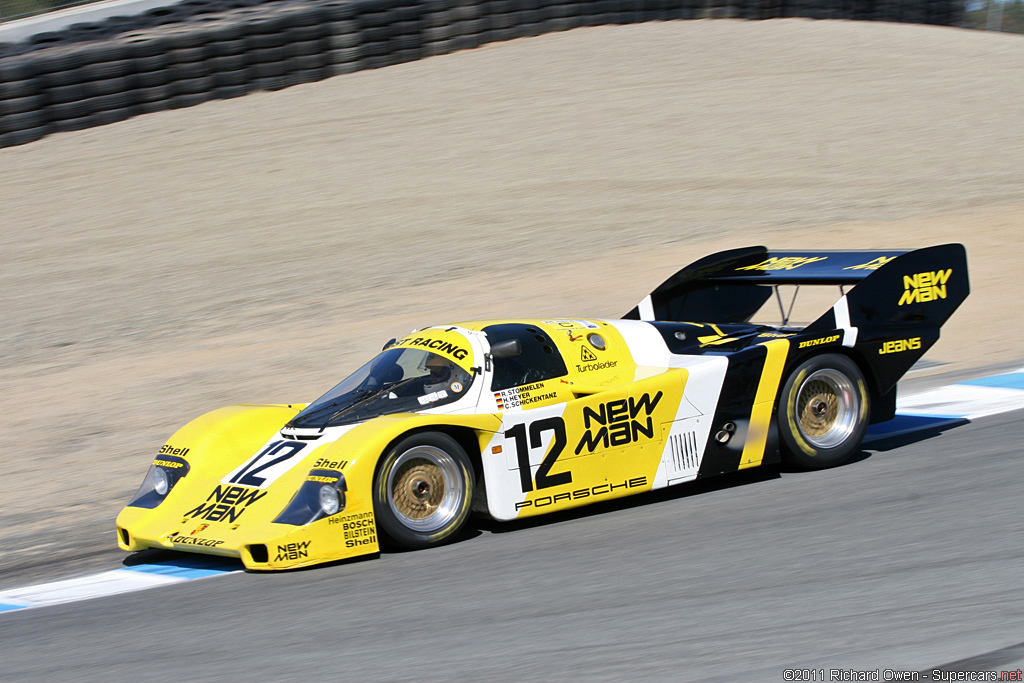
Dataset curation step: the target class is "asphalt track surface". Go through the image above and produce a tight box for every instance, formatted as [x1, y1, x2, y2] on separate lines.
[2, 402, 1021, 681]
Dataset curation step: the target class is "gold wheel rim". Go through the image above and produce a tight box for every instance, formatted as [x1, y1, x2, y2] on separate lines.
[794, 368, 859, 449]
[385, 445, 464, 532]
[391, 460, 446, 520]
[798, 380, 839, 437]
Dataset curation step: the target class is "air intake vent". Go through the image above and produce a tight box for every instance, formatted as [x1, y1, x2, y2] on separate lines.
[280, 428, 322, 441]
[248, 544, 269, 564]
[669, 431, 699, 475]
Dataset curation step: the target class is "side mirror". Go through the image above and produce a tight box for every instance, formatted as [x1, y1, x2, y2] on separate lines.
[489, 339, 522, 358]
[382, 338, 397, 351]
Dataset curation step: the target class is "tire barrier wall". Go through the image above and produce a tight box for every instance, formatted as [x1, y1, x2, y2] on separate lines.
[0, 0, 964, 148]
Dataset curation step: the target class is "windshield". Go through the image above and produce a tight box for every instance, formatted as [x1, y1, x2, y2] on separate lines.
[288, 347, 475, 429]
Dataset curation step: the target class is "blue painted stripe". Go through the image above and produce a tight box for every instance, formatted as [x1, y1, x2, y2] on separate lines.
[892, 412, 966, 420]
[960, 372, 1024, 390]
[123, 564, 237, 579]
[0, 603, 28, 612]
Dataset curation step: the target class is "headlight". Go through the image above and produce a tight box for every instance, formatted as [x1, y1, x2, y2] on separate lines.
[126, 455, 190, 509]
[153, 467, 170, 496]
[319, 485, 341, 515]
[274, 469, 347, 526]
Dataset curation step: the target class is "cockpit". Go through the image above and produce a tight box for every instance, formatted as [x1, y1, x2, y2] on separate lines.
[287, 346, 476, 429]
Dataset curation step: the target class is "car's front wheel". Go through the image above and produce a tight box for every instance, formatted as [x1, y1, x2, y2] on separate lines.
[372, 432, 475, 549]
[778, 353, 870, 469]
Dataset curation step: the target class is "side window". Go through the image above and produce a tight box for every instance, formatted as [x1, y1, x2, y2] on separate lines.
[484, 324, 568, 391]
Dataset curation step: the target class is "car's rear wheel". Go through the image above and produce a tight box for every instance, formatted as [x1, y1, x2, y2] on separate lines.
[778, 353, 870, 469]
[373, 432, 474, 549]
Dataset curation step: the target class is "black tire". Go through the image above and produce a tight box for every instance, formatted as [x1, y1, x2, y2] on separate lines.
[91, 105, 139, 126]
[391, 34, 423, 51]
[163, 27, 207, 50]
[134, 53, 171, 72]
[209, 53, 248, 72]
[293, 66, 326, 85]
[0, 94, 45, 115]
[284, 24, 327, 42]
[778, 353, 870, 469]
[249, 45, 289, 64]
[27, 32, 65, 48]
[327, 29, 361, 50]
[196, 18, 244, 43]
[136, 69, 171, 88]
[0, 77, 40, 100]
[290, 39, 326, 58]
[244, 31, 286, 50]
[0, 109, 44, 134]
[41, 67, 86, 89]
[251, 73, 298, 91]
[250, 61, 289, 79]
[210, 38, 248, 57]
[322, 0, 359, 21]
[140, 98, 173, 114]
[122, 32, 169, 59]
[212, 67, 249, 87]
[136, 84, 172, 103]
[81, 58, 133, 81]
[212, 83, 253, 99]
[83, 76, 133, 97]
[170, 75, 214, 96]
[169, 61, 211, 80]
[425, 40, 455, 57]
[327, 61, 362, 76]
[287, 53, 326, 71]
[362, 40, 391, 58]
[168, 46, 211, 64]
[168, 91, 212, 109]
[0, 124, 50, 147]
[47, 82, 86, 104]
[50, 97, 95, 120]
[373, 432, 474, 549]
[327, 46, 364, 64]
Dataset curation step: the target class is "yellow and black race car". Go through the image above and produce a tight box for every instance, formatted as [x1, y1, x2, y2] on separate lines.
[117, 244, 968, 570]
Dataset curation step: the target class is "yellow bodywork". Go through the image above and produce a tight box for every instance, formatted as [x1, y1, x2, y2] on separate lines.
[116, 402, 501, 570]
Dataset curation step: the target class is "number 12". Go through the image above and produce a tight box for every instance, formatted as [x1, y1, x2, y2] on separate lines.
[506, 417, 571, 493]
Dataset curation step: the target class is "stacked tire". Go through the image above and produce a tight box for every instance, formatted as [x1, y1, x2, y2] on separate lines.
[0, 0, 967, 149]
[0, 55, 47, 146]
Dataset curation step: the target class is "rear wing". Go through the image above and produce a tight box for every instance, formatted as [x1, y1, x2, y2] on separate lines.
[624, 244, 969, 335]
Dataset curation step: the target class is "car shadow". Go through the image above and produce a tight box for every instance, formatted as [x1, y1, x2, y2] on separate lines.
[474, 465, 783, 535]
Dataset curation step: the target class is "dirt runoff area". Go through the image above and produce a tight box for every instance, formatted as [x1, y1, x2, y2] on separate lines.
[1, 18, 1022, 582]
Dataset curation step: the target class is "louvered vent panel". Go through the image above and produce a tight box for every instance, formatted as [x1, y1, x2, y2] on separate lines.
[669, 431, 699, 475]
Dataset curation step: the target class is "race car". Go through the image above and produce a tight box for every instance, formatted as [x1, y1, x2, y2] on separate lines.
[117, 244, 968, 570]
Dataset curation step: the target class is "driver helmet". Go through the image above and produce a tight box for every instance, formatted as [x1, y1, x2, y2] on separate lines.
[423, 356, 454, 393]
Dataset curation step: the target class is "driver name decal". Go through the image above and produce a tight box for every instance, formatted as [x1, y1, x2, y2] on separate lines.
[495, 382, 557, 411]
